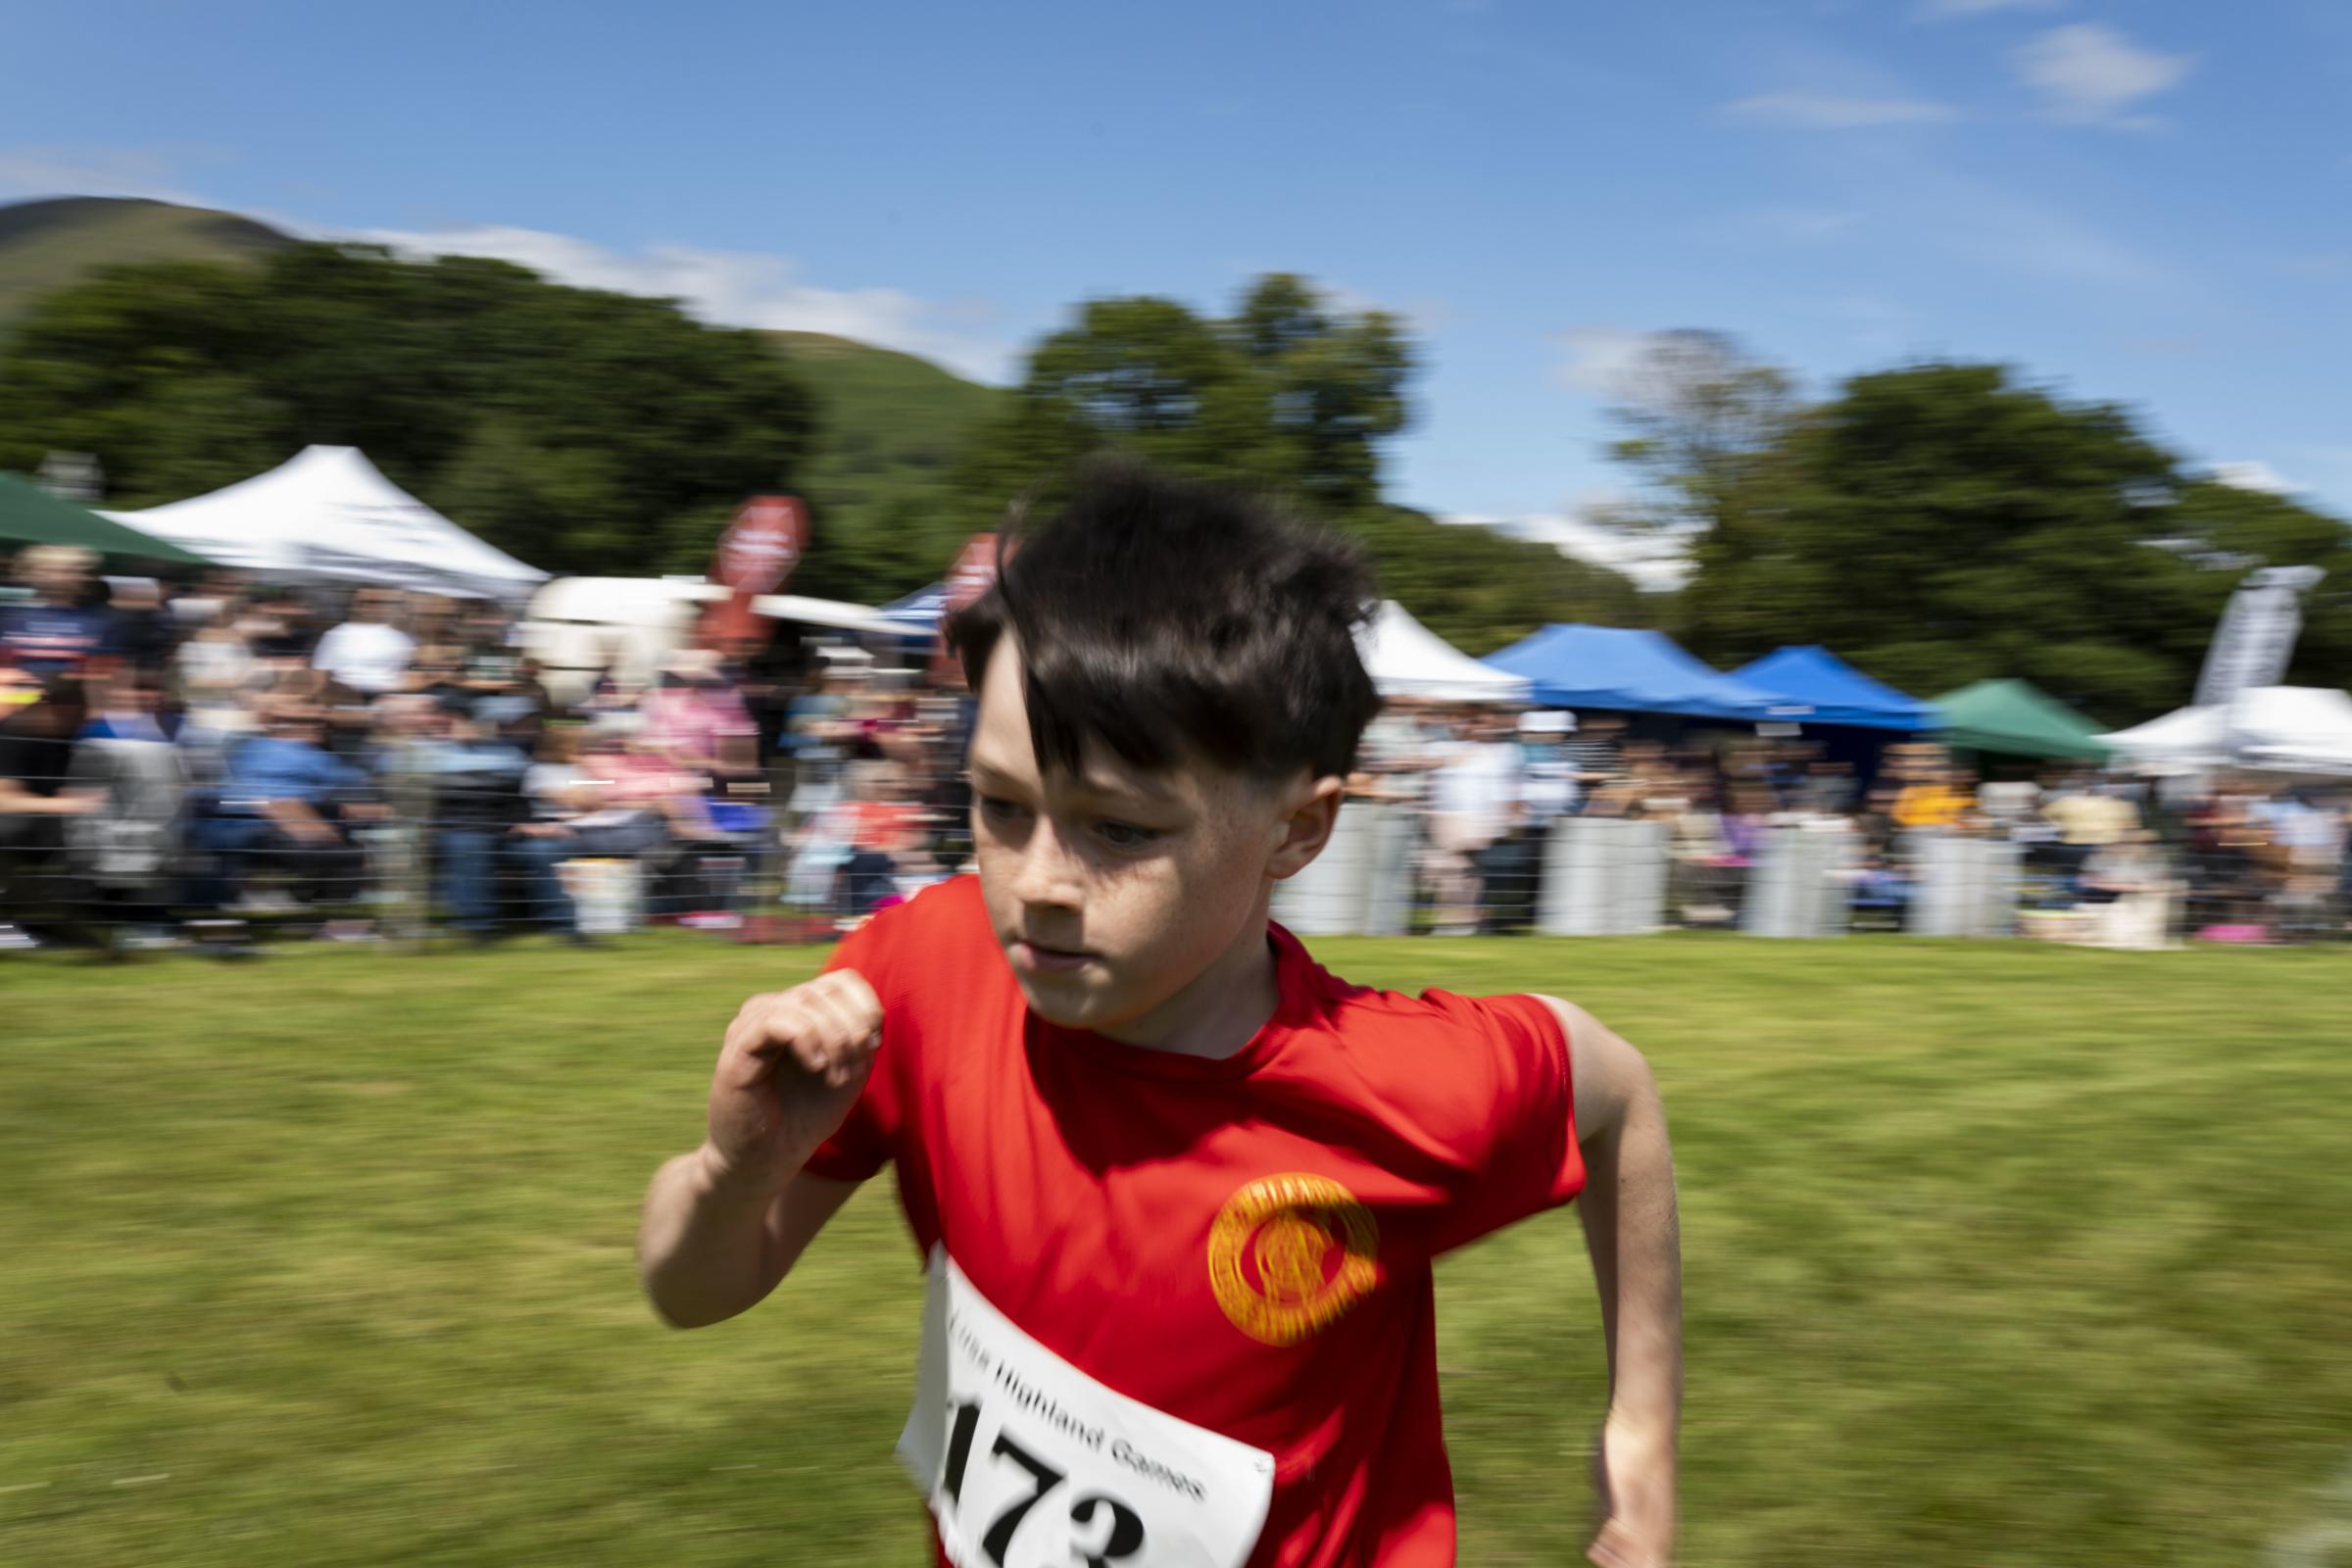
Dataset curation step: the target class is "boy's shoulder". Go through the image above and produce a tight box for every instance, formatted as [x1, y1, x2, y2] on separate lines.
[860, 872, 987, 940]
[1281, 937, 1584, 1225]
[841, 887, 1569, 1098]
[831, 875, 999, 1002]
[1277, 929, 1571, 1093]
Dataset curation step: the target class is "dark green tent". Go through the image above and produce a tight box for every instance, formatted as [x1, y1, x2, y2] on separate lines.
[1933, 678, 2111, 762]
[0, 472, 209, 564]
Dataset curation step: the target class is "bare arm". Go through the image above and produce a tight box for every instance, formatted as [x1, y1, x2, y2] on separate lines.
[0, 778, 98, 815]
[636, 1153, 858, 1328]
[635, 970, 883, 1329]
[260, 795, 335, 842]
[1541, 995, 1683, 1568]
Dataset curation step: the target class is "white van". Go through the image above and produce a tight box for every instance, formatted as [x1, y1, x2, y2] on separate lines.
[520, 577, 920, 707]
[518, 577, 724, 709]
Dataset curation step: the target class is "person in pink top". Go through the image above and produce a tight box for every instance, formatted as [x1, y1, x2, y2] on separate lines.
[582, 730, 712, 840]
[641, 648, 759, 786]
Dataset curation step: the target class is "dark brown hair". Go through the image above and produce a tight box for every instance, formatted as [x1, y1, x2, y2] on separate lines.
[951, 462, 1379, 781]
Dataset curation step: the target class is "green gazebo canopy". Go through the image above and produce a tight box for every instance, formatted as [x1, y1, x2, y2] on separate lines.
[0, 472, 209, 564]
[1933, 678, 2111, 762]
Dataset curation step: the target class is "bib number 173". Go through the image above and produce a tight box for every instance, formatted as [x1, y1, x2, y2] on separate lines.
[900, 1251, 1274, 1568]
[942, 1397, 1145, 1567]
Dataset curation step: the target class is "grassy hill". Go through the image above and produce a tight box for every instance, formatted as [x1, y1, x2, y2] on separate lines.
[0, 198, 1004, 589]
[0, 196, 292, 332]
[758, 329, 1000, 456]
[755, 329, 1007, 598]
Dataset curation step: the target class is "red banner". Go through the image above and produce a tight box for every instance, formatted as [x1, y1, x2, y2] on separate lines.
[703, 495, 810, 650]
[712, 495, 808, 596]
[933, 532, 1009, 680]
[946, 532, 1004, 613]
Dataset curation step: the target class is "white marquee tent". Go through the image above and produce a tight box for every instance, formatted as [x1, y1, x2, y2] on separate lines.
[2227, 686, 2352, 775]
[1355, 600, 1532, 703]
[104, 446, 546, 601]
[751, 593, 915, 639]
[2099, 704, 2228, 773]
[2100, 686, 2352, 776]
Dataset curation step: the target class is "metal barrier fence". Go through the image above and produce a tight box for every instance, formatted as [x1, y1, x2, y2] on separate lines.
[0, 744, 788, 954]
[1271, 806, 2351, 949]
[6, 756, 2349, 954]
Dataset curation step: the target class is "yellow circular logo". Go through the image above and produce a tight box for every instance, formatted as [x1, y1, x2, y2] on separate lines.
[1206, 1173, 1379, 1347]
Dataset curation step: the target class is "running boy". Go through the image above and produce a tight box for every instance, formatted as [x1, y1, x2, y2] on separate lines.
[637, 466, 1683, 1567]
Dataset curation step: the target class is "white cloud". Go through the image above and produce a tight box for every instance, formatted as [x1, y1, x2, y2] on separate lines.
[2212, 461, 2303, 497]
[2014, 24, 2194, 127]
[1446, 505, 1691, 592]
[1550, 326, 1669, 397]
[1724, 91, 1958, 129]
[0, 144, 205, 205]
[1918, 0, 2058, 19]
[351, 223, 1021, 384]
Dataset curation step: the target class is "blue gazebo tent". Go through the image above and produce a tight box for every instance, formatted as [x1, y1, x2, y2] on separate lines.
[878, 582, 948, 629]
[1482, 625, 1801, 722]
[1731, 646, 1936, 731]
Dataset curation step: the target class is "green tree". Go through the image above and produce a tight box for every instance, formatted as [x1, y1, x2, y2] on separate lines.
[2166, 478, 2352, 693]
[788, 492, 970, 606]
[0, 245, 813, 576]
[951, 293, 1281, 534]
[1229, 274, 1411, 514]
[1631, 358, 2352, 723]
[951, 275, 1635, 650]
[1337, 505, 1652, 655]
[1600, 330, 1800, 661]
[764, 332, 1006, 602]
[953, 277, 1418, 524]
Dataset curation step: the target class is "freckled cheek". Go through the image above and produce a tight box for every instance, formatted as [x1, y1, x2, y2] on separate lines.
[1070, 863, 1184, 959]
[972, 838, 1160, 925]
[1158, 838, 1267, 935]
[975, 829, 1248, 957]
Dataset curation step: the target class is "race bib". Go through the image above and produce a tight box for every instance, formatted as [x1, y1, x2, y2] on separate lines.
[899, 1248, 1275, 1568]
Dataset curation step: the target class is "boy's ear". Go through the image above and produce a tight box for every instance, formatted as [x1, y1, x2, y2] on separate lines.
[1268, 775, 1348, 882]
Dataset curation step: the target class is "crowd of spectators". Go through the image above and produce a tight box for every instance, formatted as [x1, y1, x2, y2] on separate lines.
[6, 544, 2348, 956]
[1348, 708, 2351, 944]
[0, 548, 810, 956]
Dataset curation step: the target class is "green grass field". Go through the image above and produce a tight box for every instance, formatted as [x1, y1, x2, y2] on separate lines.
[4, 934, 2349, 1567]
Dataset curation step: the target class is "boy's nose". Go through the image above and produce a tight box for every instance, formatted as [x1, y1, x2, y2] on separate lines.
[1011, 819, 1085, 910]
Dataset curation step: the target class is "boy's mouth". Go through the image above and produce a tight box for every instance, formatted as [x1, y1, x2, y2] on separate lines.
[1009, 938, 1097, 975]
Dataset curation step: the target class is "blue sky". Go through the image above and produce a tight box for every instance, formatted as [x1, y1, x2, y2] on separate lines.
[5, 0, 2347, 584]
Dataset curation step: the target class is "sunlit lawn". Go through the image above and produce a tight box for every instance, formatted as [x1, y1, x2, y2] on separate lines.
[3, 931, 2349, 1566]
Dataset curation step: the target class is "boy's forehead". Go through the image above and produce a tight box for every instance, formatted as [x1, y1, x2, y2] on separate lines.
[967, 722, 1182, 803]
[970, 640, 1190, 802]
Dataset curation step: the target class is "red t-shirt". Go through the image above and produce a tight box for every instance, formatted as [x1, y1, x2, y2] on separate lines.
[847, 800, 924, 854]
[808, 875, 1583, 1568]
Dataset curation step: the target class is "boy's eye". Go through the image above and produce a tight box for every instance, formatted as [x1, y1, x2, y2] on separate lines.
[977, 796, 1029, 823]
[1097, 820, 1161, 849]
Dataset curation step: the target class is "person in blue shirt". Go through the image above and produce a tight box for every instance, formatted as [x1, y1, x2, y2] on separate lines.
[1, 546, 116, 684]
[190, 696, 376, 920]
[418, 707, 551, 940]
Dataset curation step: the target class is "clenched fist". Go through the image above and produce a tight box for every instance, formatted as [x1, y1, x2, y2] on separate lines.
[703, 969, 884, 1192]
